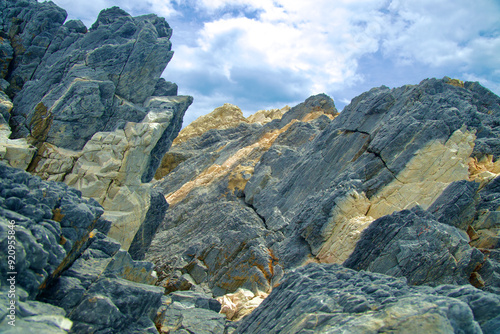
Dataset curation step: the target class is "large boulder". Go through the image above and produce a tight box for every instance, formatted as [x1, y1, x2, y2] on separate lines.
[235, 263, 500, 334]
[0, 0, 192, 255]
[0, 162, 165, 333]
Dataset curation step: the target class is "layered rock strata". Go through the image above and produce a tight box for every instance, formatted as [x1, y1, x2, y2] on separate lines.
[0, 163, 162, 333]
[146, 78, 500, 324]
[0, 0, 192, 253]
[235, 263, 500, 333]
[147, 94, 338, 296]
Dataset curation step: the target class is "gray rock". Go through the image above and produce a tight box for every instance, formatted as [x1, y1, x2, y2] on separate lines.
[147, 188, 283, 296]
[69, 277, 163, 332]
[128, 189, 169, 260]
[344, 206, 484, 287]
[0, 287, 72, 333]
[170, 290, 222, 313]
[0, 162, 164, 333]
[141, 95, 193, 182]
[0, 33, 13, 79]
[148, 101, 331, 295]
[154, 78, 178, 96]
[148, 78, 500, 314]
[2, 1, 191, 155]
[235, 263, 489, 334]
[156, 291, 226, 334]
[0, 162, 105, 297]
[434, 284, 500, 331]
[1, 0, 67, 95]
[428, 179, 480, 229]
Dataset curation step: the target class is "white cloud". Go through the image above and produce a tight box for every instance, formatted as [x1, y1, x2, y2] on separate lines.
[43, 0, 500, 125]
[170, 0, 388, 96]
[382, 0, 500, 69]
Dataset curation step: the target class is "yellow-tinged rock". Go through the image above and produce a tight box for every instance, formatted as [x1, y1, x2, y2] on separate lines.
[368, 128, 475, 218]
[217, 288, 268, 321]
[0, 124, 36, 170]
[173, 103, 247, 145]
[318, 128, 477, 265]
[316, 190, 374, 264]
[246, 106, 290, 124]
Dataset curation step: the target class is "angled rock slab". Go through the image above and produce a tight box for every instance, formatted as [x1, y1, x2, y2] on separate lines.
[235, 263, 496, 334]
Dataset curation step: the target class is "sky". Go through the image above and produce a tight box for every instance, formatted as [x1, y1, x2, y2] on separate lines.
[44, 0, 500, 125]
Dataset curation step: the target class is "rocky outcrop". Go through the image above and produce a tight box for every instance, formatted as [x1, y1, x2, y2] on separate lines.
[235, 263, 500, 333]
[0, 162, 164, 333]
[145, 78, 500, 330]
[344, 206, 486, 287]
[172, 103, 292, 146]
[1, 1, 500, 331]
[244, 78, 500, 272]
[147, 94, 338, 296]
[0, 163, 109, 298]
[0, 1, 191, 332]
[155, 290, 226, 334]
[0, 0, 192, 254]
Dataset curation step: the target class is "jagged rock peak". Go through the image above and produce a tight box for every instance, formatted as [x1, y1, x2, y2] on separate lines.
[1, 0, 185, 151]
[147, 78, 500, 314]
[173, 93, 336, 145]
[0, 0, 191, 286]
[173, 103, 247, 145]
[90, 6, 133, 29]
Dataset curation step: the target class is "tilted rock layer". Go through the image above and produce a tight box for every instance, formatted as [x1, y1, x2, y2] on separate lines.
[1, 1, 500, 331]
[0, 0, 192, 253]
[145, 78, 500, 332]
[0, 163, 163, 333]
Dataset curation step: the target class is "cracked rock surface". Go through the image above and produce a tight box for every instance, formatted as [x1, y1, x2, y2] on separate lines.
[235, 263, 500, 334]
[148, 78, 500, 307]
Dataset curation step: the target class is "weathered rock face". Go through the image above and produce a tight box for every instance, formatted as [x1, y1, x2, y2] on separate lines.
[0, 162, 165, 333]
[146, 78, 500, 327]
[172, 103, 291, 146]
[344, 206, 486, 287]
[0, 1, 191, 332]
[155, 290, 227, 333]
[1, 1, 500, 332]
[0, 163, 108, 298]
[147, 94, 338, 296]
[4, 2, 171, 149]
[0, 0, 192, 255]
[235, 263, 500, 334]
[245, 78, 500, 275]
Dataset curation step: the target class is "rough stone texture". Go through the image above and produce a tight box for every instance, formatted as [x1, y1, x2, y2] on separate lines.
[243, 78, 500, 271]
[0, 86, 35, 169]
[0, 162, 165, 333]
[0, 34, 13, 79]
[148, 95, 336, 295]
[235, 263, 499, 334]
[155, 291, 226, 334]
[128, 188, 169, 260]
[172, 103, 249, 145]
[426, 176, 500, 294]
[2, 1, 183, 151]
[147, 79, 500, 312]
[172, 104, 297, 146]
[0, 0, 192, 256]
[0, 287, 73, 333]
[344, 206, 485, 287]
[217, 288, 268, 321]
[0, 163, 107, 298]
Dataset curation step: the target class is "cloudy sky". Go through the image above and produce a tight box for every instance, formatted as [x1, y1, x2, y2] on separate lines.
[46, 0, 500, 125]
